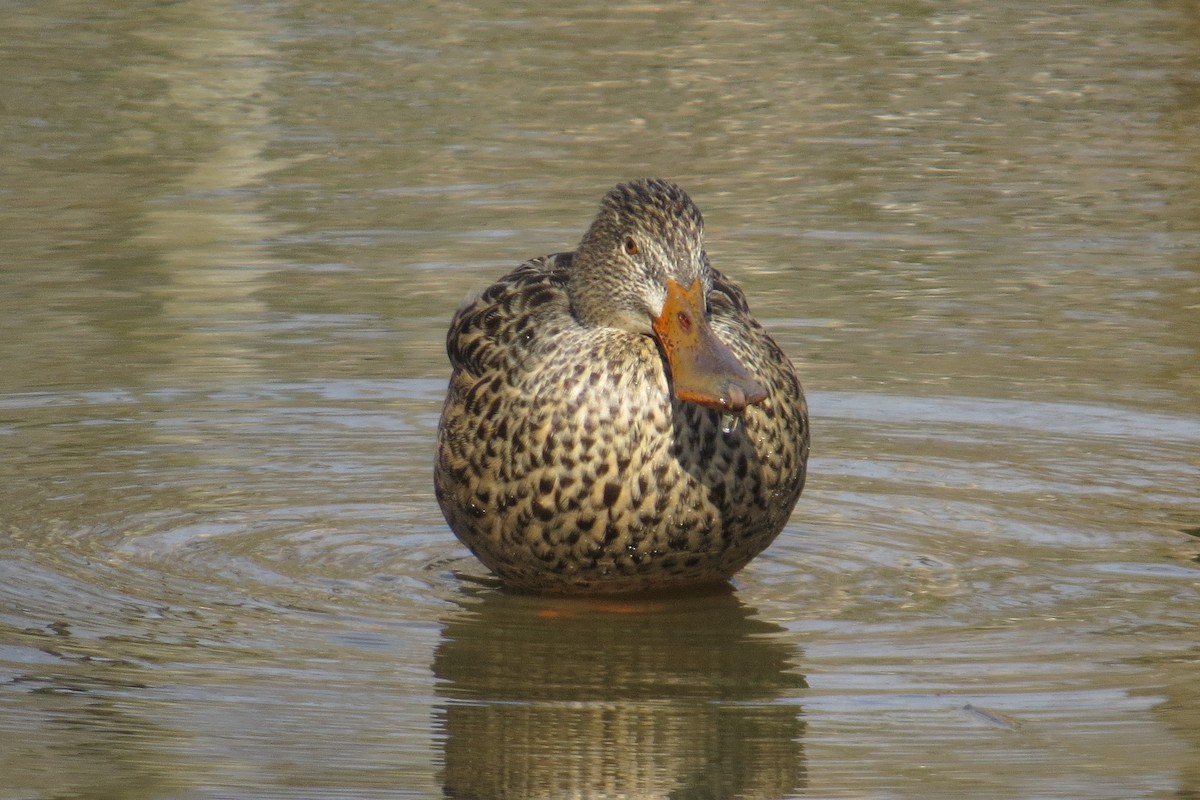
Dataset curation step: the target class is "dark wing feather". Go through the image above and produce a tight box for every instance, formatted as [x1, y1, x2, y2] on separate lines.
[446, 252, 574, 378]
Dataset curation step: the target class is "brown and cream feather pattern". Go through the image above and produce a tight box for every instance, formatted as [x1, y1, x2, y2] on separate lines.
[435, 179, 809, 593]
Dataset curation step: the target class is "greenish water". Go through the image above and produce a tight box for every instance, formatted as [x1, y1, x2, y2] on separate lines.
[1, 1, 1198, 798]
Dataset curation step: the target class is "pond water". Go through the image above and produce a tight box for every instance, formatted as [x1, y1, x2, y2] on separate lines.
[2, 1, 1198, 798]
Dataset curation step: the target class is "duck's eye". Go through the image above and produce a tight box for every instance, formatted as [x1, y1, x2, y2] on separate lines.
[624, 237, 639, 255]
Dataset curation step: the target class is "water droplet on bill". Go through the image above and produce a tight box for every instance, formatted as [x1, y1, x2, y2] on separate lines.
[719, 412, 740, 435]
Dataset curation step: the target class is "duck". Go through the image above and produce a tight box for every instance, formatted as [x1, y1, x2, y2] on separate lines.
[435, 178, 809, 594]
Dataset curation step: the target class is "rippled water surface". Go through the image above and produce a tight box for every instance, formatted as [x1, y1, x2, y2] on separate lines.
[2, 1, 1199, 798]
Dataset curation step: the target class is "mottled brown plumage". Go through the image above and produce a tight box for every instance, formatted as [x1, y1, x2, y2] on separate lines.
[435, 179, 809, 593]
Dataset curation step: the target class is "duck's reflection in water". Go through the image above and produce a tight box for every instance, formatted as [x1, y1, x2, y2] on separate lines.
[433, 586, 806, 799]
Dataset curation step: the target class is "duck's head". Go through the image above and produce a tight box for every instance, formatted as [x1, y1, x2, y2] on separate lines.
[569, 178, 767, 413]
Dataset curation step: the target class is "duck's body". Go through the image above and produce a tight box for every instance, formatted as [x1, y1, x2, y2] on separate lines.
[435, 179, 808, 594]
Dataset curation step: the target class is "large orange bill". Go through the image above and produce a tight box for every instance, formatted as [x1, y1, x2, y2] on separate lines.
[651, 278, 767, 412]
